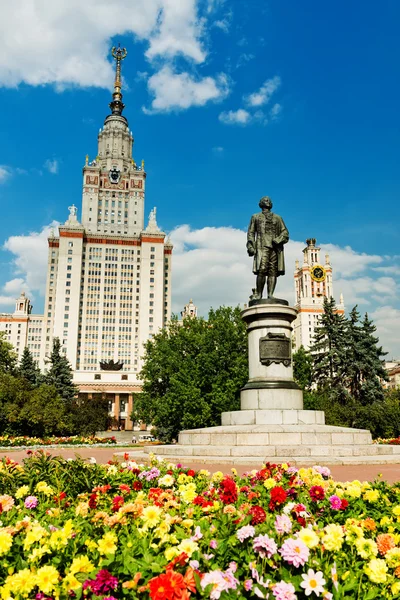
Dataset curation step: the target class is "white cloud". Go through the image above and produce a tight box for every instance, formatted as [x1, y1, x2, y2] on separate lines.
[44, 159, 59, 174]
[371, 306, 400, 359]
[245, 76, 281, 107]
[0, 296, 15, 307]
[2, 223, 59, 308]
[270, 103, 282, 119]
[0, 1, 206, 89]
[0, 166, 12, 183]
[219, 108, 251, 125]
[144, 66, 229, 113]
[236, 53, 255, 68]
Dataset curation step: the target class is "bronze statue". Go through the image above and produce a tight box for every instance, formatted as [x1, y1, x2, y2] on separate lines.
[247, 196, 289, 302]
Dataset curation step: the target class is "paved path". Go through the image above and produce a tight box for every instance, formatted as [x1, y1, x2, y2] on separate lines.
[1, 447, 399, 484]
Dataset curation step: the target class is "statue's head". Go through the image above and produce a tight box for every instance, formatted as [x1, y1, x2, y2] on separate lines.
[259, 196, 272, 210]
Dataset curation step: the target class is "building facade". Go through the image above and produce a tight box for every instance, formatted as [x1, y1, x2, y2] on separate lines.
[293, 238, 344, 351]
[0, 47, 174, 430]
[0, 292, 44, 364]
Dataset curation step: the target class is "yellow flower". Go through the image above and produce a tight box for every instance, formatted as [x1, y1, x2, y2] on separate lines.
[27, 546, 51, 562]
[298, 528, 319, 549]
[321, 524, 344, 551]
[181, 519, 194, 529]
[155, 521, 171, 537]
[15, 486, 29, 500]
[211, 471, 224, 483]
[386, 547, 400, 568]
[97, 531, 117, 555]
[165, 547, 179, 561]
[84, 539, 98, 552]
[264, 478, 276, 490]
[345, 523, 363, 542]
[392, 582, 400, 596]
[158, 474, 175, 487]
[178, 473, 190, 485]
[106, 465, 118, 475]
[8, 568, 35, 594]
[392, 505, 400, 517]
[199, 469, 210, 477]
[0, 531, 13, 555]
[177, 539, 198, 557]
[364, 558, 387, 583]
[63, 573, 81, 591]
[281, 463, 288, 471]
[141, 505, 162, 528]
[345, 484, 361, 498]
[355, 537, 378, 559]
[69, 555, 95, 575]
[35, 482, 54, 497]
[380, 516, 392, 527]
[49, 529, 68, 550]
[36, 565, 59, 593]
[179, 483, 197, 504]
[23, 525, 47, 549]
[363, 489, 380, 502]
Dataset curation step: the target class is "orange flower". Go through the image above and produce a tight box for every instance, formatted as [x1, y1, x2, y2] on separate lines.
[183, 567, 197, 593]
[363, 518, 376, 531]
[394, 566, 400, 578]
[376, 534, 395, 555]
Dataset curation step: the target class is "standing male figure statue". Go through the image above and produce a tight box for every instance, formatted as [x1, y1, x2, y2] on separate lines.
[247, 196, 289, 301]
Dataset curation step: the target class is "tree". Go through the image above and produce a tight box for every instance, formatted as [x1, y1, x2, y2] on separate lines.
[71, 395, 110, 435]
[310, 297, 347, 395]
[0, 332, 17, 375]
[44, 338, 78, 403]
[18, 347, 42, 387]
[133, 306, 248, 441]
[357, 313, 387, 404]
[293, 346, 312, 391]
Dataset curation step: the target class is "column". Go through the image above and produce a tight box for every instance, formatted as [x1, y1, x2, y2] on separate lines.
[125, 394, 133, 430]
[114, 393, 120, 422]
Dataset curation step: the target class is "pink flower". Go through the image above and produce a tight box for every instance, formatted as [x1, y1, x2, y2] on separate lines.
[273, 581, 297, 599]
[279, 538, 309, 567]
[236, 525, 255, 542]
[244, 579, 253, 591]
[329, 495, 342, 510]
[253, 534, 278, 558]
[229, 561, 237, 573]
[275, 514, 292, 534]
[189, 560, 199, 569]
[210, 539, 218, 549]
[24, 496, 38, 509]
[191, 526, 203, 541]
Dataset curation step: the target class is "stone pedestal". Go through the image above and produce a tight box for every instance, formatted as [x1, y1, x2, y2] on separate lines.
[134, 301, 400, 466]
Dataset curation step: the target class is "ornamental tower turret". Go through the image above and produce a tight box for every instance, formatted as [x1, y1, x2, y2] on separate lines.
[81, 45, 146, 236]
[293, 238, 344, 350]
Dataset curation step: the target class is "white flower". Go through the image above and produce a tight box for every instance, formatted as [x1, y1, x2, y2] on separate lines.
[300, 569, 326, 596]
[283, 501, 296, 515]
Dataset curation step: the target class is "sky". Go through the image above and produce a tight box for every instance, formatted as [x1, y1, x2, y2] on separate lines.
[0, 0, 399, 357]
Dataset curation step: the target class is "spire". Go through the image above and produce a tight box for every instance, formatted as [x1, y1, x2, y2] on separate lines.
[109, 44, 127, 116]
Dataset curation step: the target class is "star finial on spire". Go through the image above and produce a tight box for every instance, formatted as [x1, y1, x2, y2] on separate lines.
[109, 44, 128, 116]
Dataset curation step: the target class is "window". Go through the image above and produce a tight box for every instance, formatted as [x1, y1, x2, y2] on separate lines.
[68, 242, 73, 247]
[94, 374, 101, 380]
[121, 374, 128, 381]
[68, 250, 72, 255]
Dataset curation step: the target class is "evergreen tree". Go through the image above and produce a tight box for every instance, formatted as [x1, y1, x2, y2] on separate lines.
[345, 306, 365, 400]
[18, 347, 42, 387]
[0, 332, 17, 375]
[293, 346, 313, 391]
[44, 338, 78, 403]
[358, 313, 387, 404]
[310, 297, 347, 392]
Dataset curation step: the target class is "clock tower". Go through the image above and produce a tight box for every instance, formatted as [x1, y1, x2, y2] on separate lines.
[293, 238, 344, 350]
[81, 45, 145, 236]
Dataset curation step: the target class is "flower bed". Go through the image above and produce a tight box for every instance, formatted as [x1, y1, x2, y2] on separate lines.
[0, 452, 399, 598]
[374, 437, 400, 446]
[0, 435, 117, 448]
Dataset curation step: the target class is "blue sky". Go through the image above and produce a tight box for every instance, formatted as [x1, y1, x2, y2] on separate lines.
[0, 0, 399, 356]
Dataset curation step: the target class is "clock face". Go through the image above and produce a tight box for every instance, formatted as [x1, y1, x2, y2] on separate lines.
[109, 167, 120, 184]
[310, 265, 326, 282]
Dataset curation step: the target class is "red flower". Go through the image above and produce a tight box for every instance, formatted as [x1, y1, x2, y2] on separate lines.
[149, 574, 174, 600]
[112, 495, 124, 512]
[340, 498, 349, 510]
[309, 486, 325, 502]
[219, 476, 238, 505]
[270, 486, 287, 505]
[249, 505, 266, 525]
[88, 493, 97, 509]
[119, 484, 131, 494]
[133, 481, 143, 491]
[187, 469, 196, 477]
[124, 452, 130, 460]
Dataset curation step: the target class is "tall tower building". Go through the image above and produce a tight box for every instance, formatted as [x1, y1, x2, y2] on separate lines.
[39, 47, 172, 422]
[293, 238, 344, 350]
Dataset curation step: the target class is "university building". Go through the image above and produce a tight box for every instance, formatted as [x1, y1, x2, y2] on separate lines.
[1, 48, 172, 430]
[293, 238, 344, 351]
